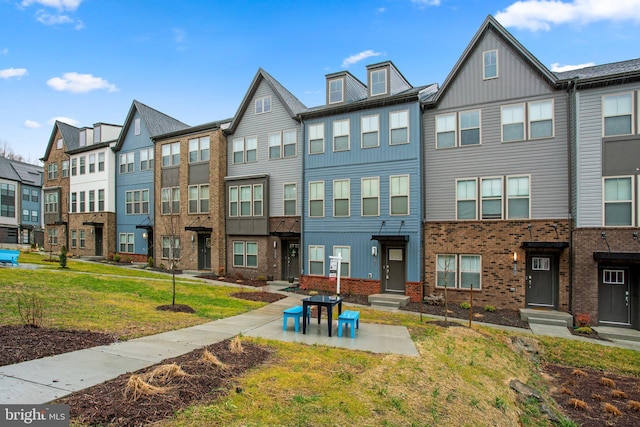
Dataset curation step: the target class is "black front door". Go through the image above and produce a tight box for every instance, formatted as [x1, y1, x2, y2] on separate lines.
[599, 267, 631, 325]
[94, 227, 103, 256]
[525, 254, 556, 308]
[282, 242, 300, 280]
[197, 234, 211, 270]
[382, 245, 406, 293]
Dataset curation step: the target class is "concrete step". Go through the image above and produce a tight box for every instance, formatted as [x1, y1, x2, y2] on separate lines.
[368, 293, 410, 309]
[519, 308, 573, 327]
[527, 317, 570, 328]
[594, 326, 640, 343]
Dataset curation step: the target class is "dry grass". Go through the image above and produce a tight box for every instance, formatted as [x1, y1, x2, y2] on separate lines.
[560, 386, 574, 396]
[142, 363, 191, 383]
[627, 400, 640, 411]
[123, 375, 170, 402]
[600, 377, 616, 388]
[201, 349, 227, 368]
[569, 398, 589, 410]
[592, 393, 604, 401]
[604, 402, 622, 416]
[229, 336, 244, 353]
[612, 389, 628, 399]
[572, 369, 588, 377]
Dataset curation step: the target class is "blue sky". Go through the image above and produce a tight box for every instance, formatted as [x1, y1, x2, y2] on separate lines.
[2, 0, 640, 163]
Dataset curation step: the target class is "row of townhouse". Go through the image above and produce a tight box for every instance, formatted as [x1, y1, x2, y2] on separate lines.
[40, 15, 639, 329]
[0, 156, 44, 246]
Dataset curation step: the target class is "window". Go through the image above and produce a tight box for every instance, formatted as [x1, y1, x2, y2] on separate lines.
[269, 132, 282, 159]
[456, 179, 477, 220]
[333, 246, 350, 277]
[48, 228, 58, 245]
[71, 230, 77, 248]
[88, 190, 95, 212]
[333, 179, 350, 217]
[57, 138, 63, 149]
[532, 257, 550, 270]
[390, 175, 409, 215]
[22, 188, 29, 201]
[309, 181, 324, 217]
[79, 191, 85, 213]
[119, 152, 134, 173]
[134, 118, 141, 135]
[481, 177, 503, 219]
[284, 183, 297, 215]
[253, 184, 263, 216]
[71, 158, 77, 176]
[502, 105, 525, 142]
[362, 177, 379, 216]
[329, 78, 343, 104]
[370, 69, 387, 96]
[61, 160, 69, 178]
[528, 100, 554, 139]
[188, 184, 209, 214]
[246, 136, 257, 162]
[228, 184, 263, 217]
[93, 126, 101, 143]
[98, 152, 105, 172]
[22, 209, 29, 221]
[161, 187, 180, 214]
[232, 137, 257, 164]
[604, 177, 633, 226]
[603, 269, 625, 285]
[483, 50, 498, 79]
[45, 192, 58, 213]
[162, 236, 180, 259]
[126, 190, 150, 215]
[309, 245, 324, 275]
[282, 129, 296, 157]
[70, 192, 77, 213]
[189, 136, 210, 163]
[47, 163, 58, 180]
[233, 138, 244, 164]
[603, 93, 633, 136]
[361, 115, 379, 148]
[240, 185, 251, 216]
[31, 210, 38, 223]
[119, 233, 134, 253]
[31, 189, 38, 202]
[140, 148, 153, 170]
[333, 119, 350, 151]
[161, 142, 180, 167]
[436, 114, 456, 148]
[229, 187, 238, 217]
[98, 189, 104, 211]
[255, 96, 271, 114]
[233, 241, 258, 267]
[437, 254, 481, 289]
[79, 131, 86, 147]
[79, 230, 86, 248]
[309, 124, 324, 154]
[79, 156, 85, 174]
[390, 110, 409, 145]
[507, 176, 530, 219]
[460, 110, 481, 145]
[88, 154, 95, 173]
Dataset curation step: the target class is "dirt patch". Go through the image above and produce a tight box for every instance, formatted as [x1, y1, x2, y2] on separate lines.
[543, 363, 640, 426]
[156, 304, 196, 313]
[55, 339, 273, 427]
[196, 274, 268, 288]
[0, 325, 117, 367]
[230, 291, 287, 303]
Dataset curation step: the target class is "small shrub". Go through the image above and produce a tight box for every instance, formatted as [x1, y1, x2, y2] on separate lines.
[158, 262, 165, 270]
[484, 305, 495, 312]
[255, 275, 266, 281]
[123, 255, 132, 264]
[569, 398, 589, 410]
[574, 326, 594, 334]
[561, 387, 574, 396]
[575, 313, 591, 327]
[59, 245, 67, 268]
[592, 393, 604, 401]
[600, 377, 616, 388]
[603, 402, 622, 416]
[17, 293, 44, 327]
[147, 256, 154, 268]
[459, 302, 471, 310]
[217, 266, 225, 276]
[612, 390, 628, 399]
[627, 400, 640, 411]
[113, 253, 121, 263]
[572, 369, 588, 377]
[230, 336, 244, 354]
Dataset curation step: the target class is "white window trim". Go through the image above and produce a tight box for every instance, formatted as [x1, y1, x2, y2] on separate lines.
[361, 176, 380, 217]
[283, 182, 297, 216]
[282, 129, 297, 158]
[333, 246, 351, 278]
[506, 174, 531, 220]
[501, 103, 526, 143]
[309, 181, 325, 218]
[361, 114, 380, 148]
[308, 123, 325, 155]
[389, 110, 409, 145]
[333, 179, 350, 217]
[528, 99, 555, 140]
[480, 176, 504, 220]
[333, 119, 350, 152]
[459, 109, 482, 146]
[436, 254, 482, 290]
[268, 131, 282, 160]
[459, 254, 482, 290]
[483, 49, 498, 80]
[602, 175, 636, 227]
[308, 245, 325, 276]
[455, 178, 478, 220]
[602, 92, 634, 137]
[389, 174, 410, 216]
[255, 96, 271, 114]
[328, 77, 344, 104]
[435, 112, 456, 149]
[370, 68, 388, 96]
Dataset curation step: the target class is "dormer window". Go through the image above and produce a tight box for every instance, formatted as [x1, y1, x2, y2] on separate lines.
[93, 125, 101, 143]
[370, 69, 387, 96]
[483, 50, 498, 79]
[329, 78, 344, 104]
[79, 131, 86, 147]
[255, 96, 271, 114]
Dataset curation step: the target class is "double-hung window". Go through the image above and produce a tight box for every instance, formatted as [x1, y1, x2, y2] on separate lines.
[370, 69, 387, 96]
[483, 50, 498, 79]
[361, 115, 379, 148]
[329, 78, 343, 104]
[436, 254, 457, 288]
[134, 118, 141, 135]
[245, 136, 257, 162]
[79, 156, 86, 174]
[120, 152, 134, 173]
[283, 129, 296, 157]
[284, 183, 297, 215]
[456, 179, 477, 220]
[45, 192, 58, 213]
[390, 110, 409, 145]
[88, 190, 95, 212]
[507, 176, 530, 219]
[70, 192, 77, 213]
[126, 190, 149, 214]
[161, 142, 180, 167]
[98, 189, 104, 211]
[390, 175, 409, 215]
[269, 132, 282, 159]
[48, 163, 58, 180]
[189, 137, 210, 163]
[481, 177, 503, 219]
[309, 124, 324, 154]
[162, 236, 180, 259]
[71, 230, 77, 248]
[228, 183, 262, 217]
[603, 177, 634, 226]
[255, 96, 271, 114]
[119, 233, 134, 253]
[362, 177, 379, 216]
[161, 187, 180, 214]
[502, 104, 525, 142]
[233, 138, 244, 164]
[436, 114, 456, 148]
[309, 181, 324, 217]
[89, 154, 96, 173]
[79, 191, 86, 213]
[460, 110, 480, 145]
[603, 93, 633, 136]
[31, 190, 38, 202]
[459, 255, 481, 289]
[333, 119, 350, 151]
[333, 179, 350, 217]
[71, 158, 77, 176]
[188, 184, 208, 213]
[333, 246, 350, 277]
[140, 148, 153, 170]
[233, 241, 258, 267]
[61, 160, 69, 178]
[529, 100, 554, 139]
[240, 185, 252, 216]
[0, 183, 15, 218]
[229, 187, 238, 217]
[253, 184, 263, 216]
[233, 137, 256, 163]
[437, 254, 481, 289]
[309, 245, 324, 275]
[98, 152, 105, 172]
[22, 209, 29, 222]
[79, 230, 86, 248]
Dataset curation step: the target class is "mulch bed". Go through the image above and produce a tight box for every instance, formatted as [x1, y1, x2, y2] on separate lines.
[55, 339, 273, 427]
[230, 291, 287, 303]
[543, 363, 640, 426]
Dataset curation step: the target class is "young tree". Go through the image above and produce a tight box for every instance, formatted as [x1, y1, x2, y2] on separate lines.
[160, 190, 182, 306]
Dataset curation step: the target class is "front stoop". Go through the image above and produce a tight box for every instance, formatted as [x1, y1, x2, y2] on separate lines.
[593, 326, 640, 343]
[368, 293, 410, 309]
[519, 308, 574, 328]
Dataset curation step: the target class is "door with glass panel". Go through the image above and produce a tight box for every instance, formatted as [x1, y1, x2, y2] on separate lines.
[525, 254, 556, 308]
[599, 267, 630, 325]
[382, 245, 405, 293]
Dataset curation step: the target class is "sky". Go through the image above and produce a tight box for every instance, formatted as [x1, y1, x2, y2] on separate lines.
[2, 0, 640, 164]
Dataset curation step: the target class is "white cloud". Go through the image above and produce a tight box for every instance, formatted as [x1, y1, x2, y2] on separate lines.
[411, 0, 441, 7]
[35, 10, 84, 29]
[1, 48, 8, 55]
[496, 0, 640, 31]
[172, 28, 186, 43]
[21, 0, 83, 11]
[0, 68, 28, 79]
[550, 62, 595, 72]
[47, 72, 119, 93]
[23, 120, 41, 129]
[342, 50, 383, 68]
[48, 116, 80, 127]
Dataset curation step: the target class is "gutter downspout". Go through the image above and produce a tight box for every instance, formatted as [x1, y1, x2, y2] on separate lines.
[567, 79, 577, 315]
